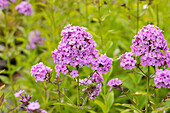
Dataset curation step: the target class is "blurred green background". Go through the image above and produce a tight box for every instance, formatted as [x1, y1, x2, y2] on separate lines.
[0, 0, 169, 112]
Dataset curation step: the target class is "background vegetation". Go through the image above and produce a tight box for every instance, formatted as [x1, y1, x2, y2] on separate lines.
[0, 0, 169, 112]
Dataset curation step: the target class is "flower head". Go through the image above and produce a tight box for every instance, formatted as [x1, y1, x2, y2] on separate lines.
[27, 101, 40, 111]
[79, 73, 103, 100]
[119, 52, 136, 70]
[91, 54, 113, 74]
[15, 1, 33, 15]
[131, 24, 168, 56]
[0, 0, 10, 10]
[27, 30, 45, 49]
[10, 0, 16, 3]
[107, 78, 122, 91]
[40, 109, 47, 113]
[14, 90, 25, 97]
[154, 69, 170, 89]
[31, 62, 52, 82]
[52, 25, 112, 77]
[165, 51, 170, 67]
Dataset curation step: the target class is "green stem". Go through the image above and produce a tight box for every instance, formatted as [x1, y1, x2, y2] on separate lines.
[145, 66, 150, 113]
[121, 88, 142, 112]
[77, 75, 80, 112]
[136, 0, 139, 34]
[85, 0, 88, 27]
[97, 0, 103, 52]
[50, 81, 74, 105]
[4, 10, 18, 113]
[156, 4, 159, 27]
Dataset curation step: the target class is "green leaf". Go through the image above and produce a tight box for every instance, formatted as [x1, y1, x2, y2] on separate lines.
[151, 107, 170, 113]
[101, 13, 109, 22]
[106, 91, 114, 113]
[0, 76, 11, 84]
[0, 84, 5, 90]
[114, 103, 142, 113]
[92, 18, 99, 23]
[131, 91, 153, 97]
[7, 107, 17, 113]
[52, 103, 78, 109]
[103, 41, 113, 53]
[92, 99, 107, 113]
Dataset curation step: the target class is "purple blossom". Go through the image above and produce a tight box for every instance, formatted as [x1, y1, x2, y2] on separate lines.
[165, 51, 170, 67]
[131, 24, 168, 56]
[52, 25, 112, 77]
[27, 30, 45, 49]
[40, 109, 48, 113]
[107, 78, 122, 91]
[52, 25, 98, 67]
[10, 0, 16, 3]
[140, 51, 165, 67]
[15, 90, 33, 111]
[31, 62, 52, 82]
[154, 69, 170, 89]
[0, 0, 10, 9]
[55, 64, 69, 76]
[15, 1, 33, 15]
[70, 70, 79, 78]
[91, 54, 113, 74]
[119, 52, 136, 70]
[79, 73, 103, 99]
[14, 90, 25, 97]
[27, 101, 40, 111]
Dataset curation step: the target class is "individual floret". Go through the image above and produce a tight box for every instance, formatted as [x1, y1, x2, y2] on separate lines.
[70, 70, 79, 78]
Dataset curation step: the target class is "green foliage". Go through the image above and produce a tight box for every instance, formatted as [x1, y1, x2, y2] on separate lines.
[0, 0, 169, 113]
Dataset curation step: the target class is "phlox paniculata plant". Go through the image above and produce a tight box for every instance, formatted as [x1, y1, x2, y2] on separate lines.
[107, 24, 170, 113]
[15, 25, 113, 112]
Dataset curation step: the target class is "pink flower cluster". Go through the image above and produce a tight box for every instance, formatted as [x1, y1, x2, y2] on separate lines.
[79, 73, 103, 100]
[16, 1, 33, 15]
[0, 1, 33, 16]
[107, 78, 122, 91]
[52, 25, 112, 77]
[14, 90, 47, 113]
[0, 0, 15, 9]
[31, 62, 52, 82]
[27, 30, 45, 49]
[131, 24, 169, 67]
[154, 69, 170, 89]
[119, 24, 170, 70]
[119, 52, 136, 70]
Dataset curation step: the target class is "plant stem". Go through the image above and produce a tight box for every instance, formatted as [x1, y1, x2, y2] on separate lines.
[145, 66, 150, 113]
[4, 11, 17, 108]
[136, 65, 147, 77]
[156, 4, 159, 27]
[84, 0, 88, 27]
[50, 81, 74, 105]
[77, 75, 80, 112]
[136, 0, 139, 34]
[97, 0, 103, 52]
[120, 88, 142, 112]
